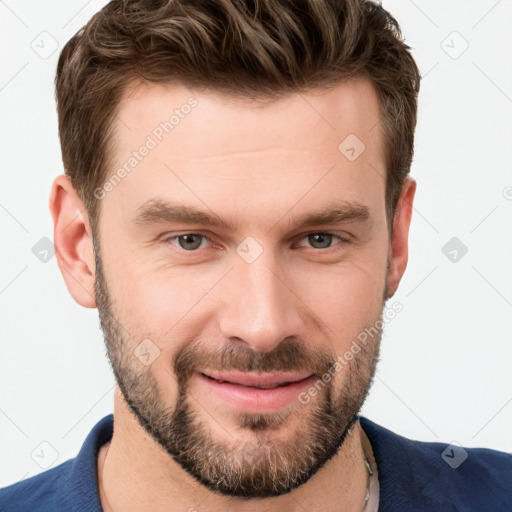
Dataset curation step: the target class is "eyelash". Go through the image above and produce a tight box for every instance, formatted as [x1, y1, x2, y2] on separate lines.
[164, 232, 349, 252]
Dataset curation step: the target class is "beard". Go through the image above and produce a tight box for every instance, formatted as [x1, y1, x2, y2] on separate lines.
[92, 233, 383, 499]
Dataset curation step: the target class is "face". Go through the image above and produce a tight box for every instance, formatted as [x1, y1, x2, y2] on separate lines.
[93, 78, 391, 498]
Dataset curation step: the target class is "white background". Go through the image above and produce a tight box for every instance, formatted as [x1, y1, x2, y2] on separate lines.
[1, 0, 511, 487]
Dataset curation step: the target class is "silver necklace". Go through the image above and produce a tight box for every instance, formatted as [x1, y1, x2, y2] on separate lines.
[361, 452, 374, 511]
[360, 425, 380, 512]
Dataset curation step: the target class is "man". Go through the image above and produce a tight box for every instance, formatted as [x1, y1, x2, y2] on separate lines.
[1, 0, 510, 510]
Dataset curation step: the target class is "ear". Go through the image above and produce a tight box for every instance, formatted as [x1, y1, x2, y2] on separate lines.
[49, 174, 97, 308]
[385, 177, 416, 299]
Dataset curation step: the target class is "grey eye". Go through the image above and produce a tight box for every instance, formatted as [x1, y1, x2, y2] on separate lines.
[303, 233, 338, 249]
[175, 234, 205, 250]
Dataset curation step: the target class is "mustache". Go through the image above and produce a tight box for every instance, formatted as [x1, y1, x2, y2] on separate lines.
[173, 337, 336, 386]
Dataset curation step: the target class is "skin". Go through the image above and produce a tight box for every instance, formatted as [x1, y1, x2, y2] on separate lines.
[50, 76, 415, 512]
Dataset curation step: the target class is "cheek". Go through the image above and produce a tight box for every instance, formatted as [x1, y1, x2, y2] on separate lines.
[105, 252, 227, 339]
[296, 260, 386, 346]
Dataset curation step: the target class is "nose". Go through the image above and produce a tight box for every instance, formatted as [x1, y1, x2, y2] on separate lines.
[218, 250, 304, 353]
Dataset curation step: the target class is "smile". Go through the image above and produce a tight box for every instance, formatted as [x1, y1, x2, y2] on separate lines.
[196, 370, 316, 413]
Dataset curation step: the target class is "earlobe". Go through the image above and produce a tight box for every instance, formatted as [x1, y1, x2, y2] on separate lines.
[49, 174, 97, 308]
[385, 177, 416, 299]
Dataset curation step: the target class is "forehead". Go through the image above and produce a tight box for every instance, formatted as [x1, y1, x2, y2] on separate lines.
[102, 78, 386, 231]
[114, 77, 383, 160]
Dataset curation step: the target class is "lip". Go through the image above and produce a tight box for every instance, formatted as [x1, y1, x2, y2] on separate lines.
[200, 369, 313, 388]
[197, 371, 316, 413]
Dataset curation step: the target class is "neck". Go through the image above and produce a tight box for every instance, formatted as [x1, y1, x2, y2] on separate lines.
[97, 389, 369, 512]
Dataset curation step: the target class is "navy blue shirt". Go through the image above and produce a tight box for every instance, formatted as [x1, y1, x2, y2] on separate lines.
[1, 414, 511, 511]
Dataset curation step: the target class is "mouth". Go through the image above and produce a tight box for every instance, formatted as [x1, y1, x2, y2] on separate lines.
[200, 370, 314, 388]
[196, 370, 316, 413]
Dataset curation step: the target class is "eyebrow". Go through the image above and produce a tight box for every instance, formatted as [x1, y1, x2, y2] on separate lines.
[132, 198, 371, 232]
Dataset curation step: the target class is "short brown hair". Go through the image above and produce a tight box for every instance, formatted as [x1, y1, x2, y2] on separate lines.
[55, 0, 420, 231]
